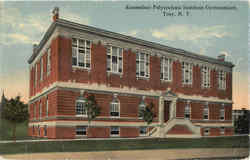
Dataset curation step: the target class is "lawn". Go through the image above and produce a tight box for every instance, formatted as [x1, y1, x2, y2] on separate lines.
[0, 119, 30, 140]
[0, 136, 248, 155]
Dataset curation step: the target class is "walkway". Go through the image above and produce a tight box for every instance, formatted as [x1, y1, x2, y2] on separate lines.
[1, 148, 249, 160]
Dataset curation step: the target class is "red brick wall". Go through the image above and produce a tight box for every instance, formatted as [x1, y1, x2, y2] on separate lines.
[30, 36, 232, 100]
[120, 127, 139, 138]
[30, 37, 59, 97]
[56, 127, 75, 139]
[167, 125, 193, 134]
[225, 127, 234, 135]
[87, 127, 110, 138]
[56, 89, 159, 120]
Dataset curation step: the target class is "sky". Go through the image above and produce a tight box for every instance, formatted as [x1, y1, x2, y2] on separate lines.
[0, 1, 248, 109]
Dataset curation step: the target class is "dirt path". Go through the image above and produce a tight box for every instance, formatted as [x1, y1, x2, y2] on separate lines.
[2, 148, 249, 160]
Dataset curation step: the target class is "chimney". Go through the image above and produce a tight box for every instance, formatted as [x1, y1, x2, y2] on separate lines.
[33, 44, 38, 53]
[52, 7, 59, 22]
[217, 54, 225, 61]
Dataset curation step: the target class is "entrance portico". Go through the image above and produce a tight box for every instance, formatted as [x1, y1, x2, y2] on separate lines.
[158, 89, 178, 126]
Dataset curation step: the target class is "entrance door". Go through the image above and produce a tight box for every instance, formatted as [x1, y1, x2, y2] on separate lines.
[164, 101, 171, 122]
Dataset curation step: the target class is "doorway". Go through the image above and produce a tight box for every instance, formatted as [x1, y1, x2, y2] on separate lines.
[164, 101, 171, 123]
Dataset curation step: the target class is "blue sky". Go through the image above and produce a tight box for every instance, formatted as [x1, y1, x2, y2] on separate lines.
[0, 1, 248, 109]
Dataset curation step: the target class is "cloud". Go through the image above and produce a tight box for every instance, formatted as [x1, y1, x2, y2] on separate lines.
[1, 7, 90, 46]
[151, 24, 230, 42]
[62, 11, 89, 25]
[121, 30, 139, 37]
[219, 51, 244, 67]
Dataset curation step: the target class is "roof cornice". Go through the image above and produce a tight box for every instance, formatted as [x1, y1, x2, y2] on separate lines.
[28, 18, 234, 68]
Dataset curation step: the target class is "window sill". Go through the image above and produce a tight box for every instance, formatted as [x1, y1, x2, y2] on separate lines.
[72, 66, 91, 71]
[182, 83, 193, 87]
[76, 115, 88, 117]
[110, 116, 120, 119]
[136, 76, 150, 81]
[107, 71, 123, 77]
[110, 135, 120, 137]
[75, 135, 87, 138]
[160, 79, 172, 83]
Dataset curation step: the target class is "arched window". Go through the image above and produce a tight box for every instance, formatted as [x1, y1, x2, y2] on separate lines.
[220, 104, 225, 120]
[203, 102, 209, 120]
[184, 101, 191, 119]
[76, 90, 87, 116]
[138, 96, 146, 119]
[110, 93, 120, 117]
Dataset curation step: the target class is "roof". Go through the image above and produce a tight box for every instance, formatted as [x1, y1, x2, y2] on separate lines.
[28, 18, 234, 68]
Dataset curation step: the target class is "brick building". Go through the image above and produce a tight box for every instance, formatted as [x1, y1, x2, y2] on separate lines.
[27, 8, 234, 139]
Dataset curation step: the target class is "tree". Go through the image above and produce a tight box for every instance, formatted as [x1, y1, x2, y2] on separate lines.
[235, 111, 249, 134]
[2, 96, 29, 141]
[85, 94, 100, 127]
[139, 102, 155, 130]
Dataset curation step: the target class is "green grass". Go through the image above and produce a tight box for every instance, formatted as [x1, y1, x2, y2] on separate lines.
[0, 136, 248, 155]
[0, 119, 30, 140]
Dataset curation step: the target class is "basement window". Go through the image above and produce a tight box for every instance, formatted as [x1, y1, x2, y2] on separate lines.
[110, 126, 120, 136]
[204, 128, 210, 136]
[140, 126, 147, 136]
[107, 46, 123, 74]
[72, 38, 91, 69]
[76, 126, 87, 136]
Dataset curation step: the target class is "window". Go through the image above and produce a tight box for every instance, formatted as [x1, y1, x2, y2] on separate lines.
[220, 105, 225, 120]
[218, 70, 226, 90]
[35, 64, 37, 87]
[136, 52, 150, 78]
[76, 100, 87, 116]
[72, 38, 91, 69]
[110, 126, 119, 136]
[182, 62, 193, 85]
[33, 104, 36, 120]
[40, 58, 43, 81]
[38, 125, 40, 136]
[39, 102, 42, 119]
[110, 94, 120, 117]
[138, 96, 146, 119]
[46, 97, 49, 117]
[47, 48, 51, 76]
[220, 127, 225, 135]
[201, 66, 210, 88]
[76, 126, 87, 136]
[203, 103, 209, 120]
[160, 57, 172, 81]
[204, 128, 210, 136]
[44, 125, 47, 137]
[32, 126, 35, 135]
[184, 102, 191, 119]
[107, 46, 123, 73]
[140, 126, 147, 136]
